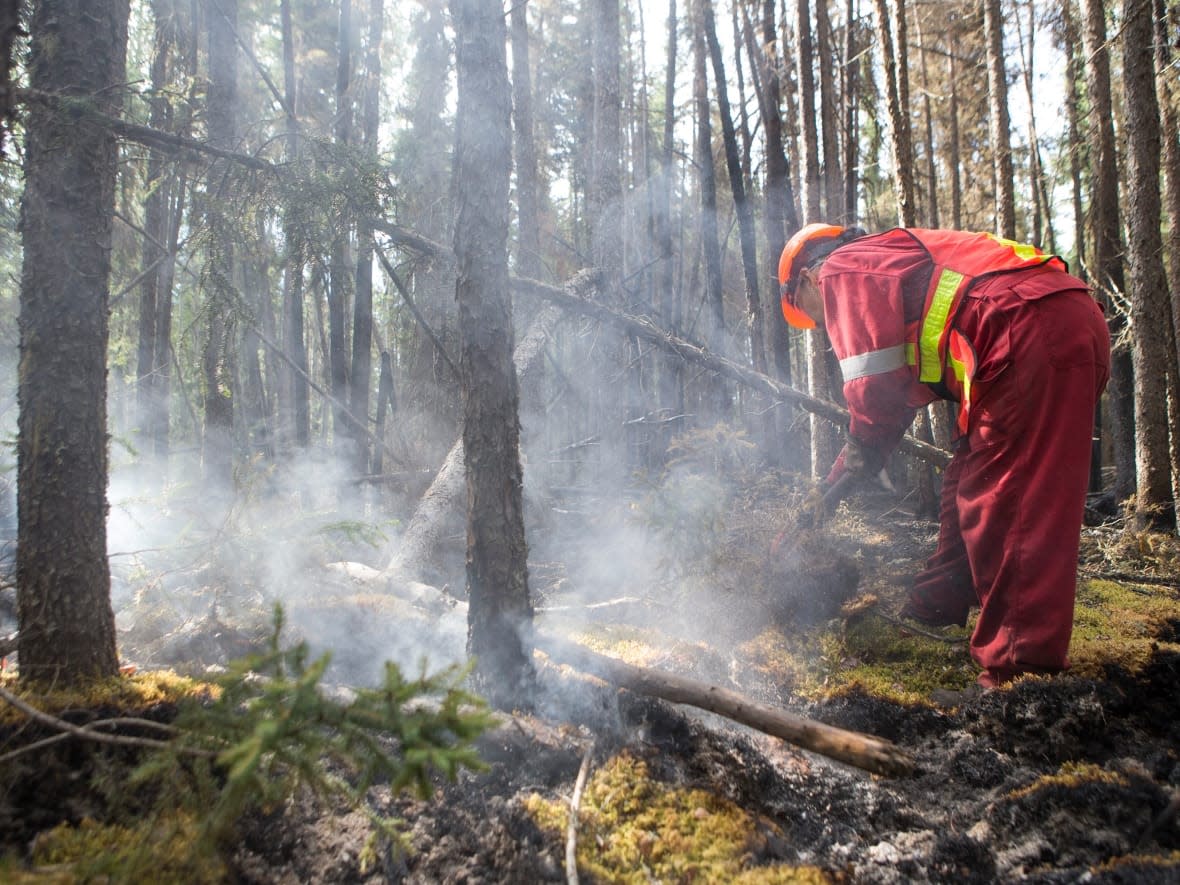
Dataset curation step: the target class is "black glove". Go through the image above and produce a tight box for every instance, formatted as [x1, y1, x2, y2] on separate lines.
[839, 437, 885, 478]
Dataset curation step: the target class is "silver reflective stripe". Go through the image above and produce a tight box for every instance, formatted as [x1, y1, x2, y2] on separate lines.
[839, 344, 907, 382]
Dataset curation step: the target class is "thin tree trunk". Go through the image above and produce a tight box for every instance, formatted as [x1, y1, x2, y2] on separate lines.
[702, 0, 767, 380]
[203, 0, 238, 489]
[945, 47, 962, 229]
[1080, 0, 1135, 501]
[452, 0, 534, 707]
[692, 3, 726, 419]
[1155, 0, 1180, 499]
[982, 0, 1016, 238]
[136, 7, 173, 461]
[797, 0, 822, 221]
[511, 0, 543, 281]
[350, 0, 383, 480]
[843, 0, 861, 226]
[872, 0, 916, 226]
[1123, 0, 1173, 528]
[817, 0, 842, 219]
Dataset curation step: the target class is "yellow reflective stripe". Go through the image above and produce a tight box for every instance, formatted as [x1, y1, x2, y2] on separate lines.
[918, 269, 964, 383]
[947, 352, 971, 434]
[905, 343, 916, 365]
[985, 233, 1040, 262]
[948, 352, 967, 383]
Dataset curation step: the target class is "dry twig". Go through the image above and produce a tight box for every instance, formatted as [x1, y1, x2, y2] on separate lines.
[566, 739, 596, 885]
[0, 683, 212, 759]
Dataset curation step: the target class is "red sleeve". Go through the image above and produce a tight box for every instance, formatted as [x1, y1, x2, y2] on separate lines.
[818, 254, 931, 454]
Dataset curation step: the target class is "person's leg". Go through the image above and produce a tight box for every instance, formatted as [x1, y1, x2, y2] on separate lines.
[961, 289, 1109, 687]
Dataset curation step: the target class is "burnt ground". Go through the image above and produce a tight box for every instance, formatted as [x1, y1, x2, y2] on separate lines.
[4, 466, 1180, 882]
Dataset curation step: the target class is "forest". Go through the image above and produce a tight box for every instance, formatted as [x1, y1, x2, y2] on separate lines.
[2, 0, 1180, 880]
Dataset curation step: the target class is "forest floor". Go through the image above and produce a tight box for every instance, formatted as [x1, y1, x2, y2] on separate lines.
[3, 439, 1180, 882]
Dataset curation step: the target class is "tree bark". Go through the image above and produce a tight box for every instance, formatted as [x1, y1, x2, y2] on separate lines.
[510, 0, 543, 281]
[280, 0, 310, 451]
[981, 0, 1015, 238]
[702, 0, 767, 379]
[202, 0, 238, 488]
[1123, 0, 1174, 528]
[350, 0, 384, 479]
[1080, 0, 1135, 502]
[17, 0, 129, 684]
[1156, 0, 1180, 502]
[452, 0, 534, 707]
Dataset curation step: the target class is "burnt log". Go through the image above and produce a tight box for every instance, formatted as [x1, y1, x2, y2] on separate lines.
[534, 633, 915, 778]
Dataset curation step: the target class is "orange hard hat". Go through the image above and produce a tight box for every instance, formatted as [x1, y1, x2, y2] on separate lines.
[777, 223, 846, 329]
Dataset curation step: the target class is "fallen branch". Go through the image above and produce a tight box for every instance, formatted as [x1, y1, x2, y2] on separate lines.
[534, 634, 914, 778]
[875, 610, 968, 644]
[512, 276, 951, 469]
[566, 739, 596, 885]
[0, 683, 212, 759]
[1079, 568, 1180, 591]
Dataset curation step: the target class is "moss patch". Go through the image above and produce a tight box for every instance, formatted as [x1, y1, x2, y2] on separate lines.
[1005, 761, 1129, 802]
[0, 669, 214, 726]
[29, 812, 225, 883]
[1069, 579, 1180, 678]
[525, 751, 831, 883]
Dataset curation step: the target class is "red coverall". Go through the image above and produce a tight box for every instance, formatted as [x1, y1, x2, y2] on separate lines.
[818, 229, 1110, 688]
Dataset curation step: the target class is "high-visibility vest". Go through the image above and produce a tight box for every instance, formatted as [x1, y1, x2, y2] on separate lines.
[899, 229, 1068, 433]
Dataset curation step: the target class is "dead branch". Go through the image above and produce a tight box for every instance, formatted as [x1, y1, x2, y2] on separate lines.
[566, 739, 596, 885]
[534, 634, 915, 778]
[0, 683, 213, 759]
[18, 88, 277, 173]
[513, 275, 951, 470]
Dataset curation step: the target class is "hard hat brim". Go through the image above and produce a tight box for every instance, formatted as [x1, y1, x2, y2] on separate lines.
[780, 296, 817, 330]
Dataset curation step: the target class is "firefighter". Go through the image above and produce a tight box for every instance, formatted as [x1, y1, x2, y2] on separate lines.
[778, 224, 1110, 693]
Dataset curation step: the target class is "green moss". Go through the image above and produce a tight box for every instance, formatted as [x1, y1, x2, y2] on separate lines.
[0, 670, 215, 726]
[30, 813, 225, 883]
[526, 751, 832, 883]
[1069, 580, 1180, 678]
[1005, 762, 1129, 802]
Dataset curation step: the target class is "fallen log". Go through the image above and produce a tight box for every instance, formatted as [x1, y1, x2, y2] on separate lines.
[534, 633, 915, 778]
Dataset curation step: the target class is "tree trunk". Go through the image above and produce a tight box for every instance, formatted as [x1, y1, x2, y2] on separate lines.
[202, 0, 238, 489]
[945, 47, 962, 229]
[702, 0, 767, 380]
[350, 0, 384, 480]
[842, 0, 860, 225]
[17, 0, 129, 685]
[510, 0, 543, 281]
[656, 0, 684, 418]
[817, 0, 842, 220]
[872, 0, 916, 226]
[982, 0, 1015, 238]
[1123, 0, 1174, 528]
[330, 0, 355, 462]
[1080, 0, 1135, 502]
[280, 0, 310, 452]
[1156, 0, 1180, 501]
[756, 0, 798, 398]
[797, 0, 822, 221]
[692, 1, 727, 419]
[452, 0, 534, 707]
[136, 5, 173, 462]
